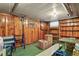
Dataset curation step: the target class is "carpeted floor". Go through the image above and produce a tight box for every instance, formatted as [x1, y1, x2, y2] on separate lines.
[13, 42, 72, 56]
[13, 42, 44, 56]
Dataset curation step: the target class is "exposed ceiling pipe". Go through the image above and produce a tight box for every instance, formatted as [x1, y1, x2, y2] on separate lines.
[10, 3, 26, 18]
[63, 3, 73, 16]
[10, 3, 18, 13]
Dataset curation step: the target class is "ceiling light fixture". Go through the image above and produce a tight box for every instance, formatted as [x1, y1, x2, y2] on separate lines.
[50, 8, 58, 18]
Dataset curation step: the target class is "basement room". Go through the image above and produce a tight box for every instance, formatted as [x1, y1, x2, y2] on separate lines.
[0, 3, 79, 56]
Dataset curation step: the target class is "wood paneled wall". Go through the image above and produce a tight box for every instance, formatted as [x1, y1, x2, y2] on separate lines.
[0, 13, 50, 46]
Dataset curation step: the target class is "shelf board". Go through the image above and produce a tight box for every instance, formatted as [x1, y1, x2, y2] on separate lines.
[60, 30, 73, 32]
[60, 25, 79, 27]
[50, 28, 59, 30]
[60, 35, 79, 38]
[60, 30, 79, 32]
[53, 33, 58, 34]
[60, 22, 73, 24]
[53, 35, 59, 36]
[73, 36, 79, 38]
[61, 36, 73, 37]
[53, 36, 59, 38]
[60, 21, 79, 24]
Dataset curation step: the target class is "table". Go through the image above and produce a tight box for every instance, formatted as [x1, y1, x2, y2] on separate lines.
[36, 43, 61, 56]
[59, 38, 77, 54]
[59, 38, 76, 43]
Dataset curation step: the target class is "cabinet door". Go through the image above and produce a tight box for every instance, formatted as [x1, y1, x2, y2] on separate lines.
[7, 15, 15, 36]
[0, 15, 6, 36]
[14, 16, 22, 36]
[34, 28, 39, 41]
[29, 29, 33, 43]
[27, 28, 33, 44]
[24, 19, 40, 44]
[24, 22, 28, 44]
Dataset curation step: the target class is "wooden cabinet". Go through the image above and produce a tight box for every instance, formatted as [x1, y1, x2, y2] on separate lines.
[0, 13, 16, 36]
[6, 15, 15, 36]
[13, 16, 22, 47]
[14, 16, 22, 36]
[0, 13, 11, 36]
[24, 18, 40, 44]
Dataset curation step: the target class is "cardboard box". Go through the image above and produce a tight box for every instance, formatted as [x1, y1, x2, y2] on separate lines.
[38, 40, 48, 49]
[45, 34, 53, 41]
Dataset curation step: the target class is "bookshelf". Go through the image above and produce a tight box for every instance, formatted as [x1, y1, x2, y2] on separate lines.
[59, 18, 79, 39]
[50, 27, 59, 44]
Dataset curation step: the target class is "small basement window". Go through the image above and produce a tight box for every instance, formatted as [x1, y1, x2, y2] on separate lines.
[50, 21, 59, 28]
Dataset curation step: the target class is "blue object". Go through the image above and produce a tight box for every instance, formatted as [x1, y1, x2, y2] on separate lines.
[53, 50, 67, 56]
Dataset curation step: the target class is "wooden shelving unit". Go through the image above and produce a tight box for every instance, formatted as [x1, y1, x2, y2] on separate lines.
[59, 18, 79, 39]
[39, 22, 49, 39]
[50, 27, 59, 44]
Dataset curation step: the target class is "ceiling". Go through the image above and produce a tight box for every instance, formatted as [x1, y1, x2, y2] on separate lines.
[0, 3, 78, 21]
[0, 3, 14, 13]
[64, 3, 79, 17]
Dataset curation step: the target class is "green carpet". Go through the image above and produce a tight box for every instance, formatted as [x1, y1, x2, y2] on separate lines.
[13, 43, 44, 56]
